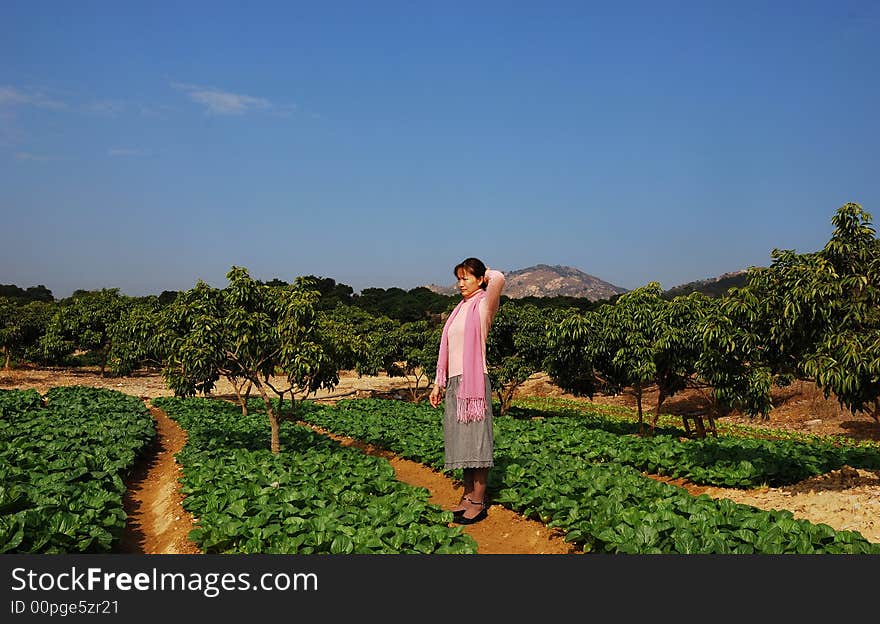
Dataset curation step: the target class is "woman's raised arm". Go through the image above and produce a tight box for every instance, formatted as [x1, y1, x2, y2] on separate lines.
[483, 268, 506, 321]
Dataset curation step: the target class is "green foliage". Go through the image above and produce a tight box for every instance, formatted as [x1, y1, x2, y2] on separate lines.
[159, 266, 351, 452]
[39, 289, 129, 374]
[353, 286, 455, 322]
[545, 310, 599, 399]
[381, 320, 441, 401]
[547, 283, 712, 431]
[487, 302, 557, 415]
[318, 303, 395, 377]
[0, 298, 54, 369]
[698, 202, 880, 421]
[0, 387, 155, 553]
[107, 297, 167, 376]
[298, 397, 880, 554]
[301, 275, 355, 310]
[154, 396, 477, 554]
[0, 284, 54, 303]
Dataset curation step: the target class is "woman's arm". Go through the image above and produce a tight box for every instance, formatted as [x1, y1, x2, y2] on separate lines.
[483, 268, 506, 320]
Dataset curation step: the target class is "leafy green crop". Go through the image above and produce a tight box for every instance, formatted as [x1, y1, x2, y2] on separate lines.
[298, 398, 880, 554]
[0, 386, 155, 553]
[153, 396, 477, 554]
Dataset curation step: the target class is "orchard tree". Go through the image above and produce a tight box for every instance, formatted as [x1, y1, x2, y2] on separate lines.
[647, 291, 718, 430]
[545, 309, 600, 400]
[318, 303, 396, 378]
[801, 203, 880, 422]
[702, 202, 880, 424]
[381, 320, 441, 402]
[39, 289, 128, 375]
[487, 302, 556, 416]
[697, 274, 789, 419]
[106, 296, 168, 376]
[547, 283, 709, 434]
[589, 283, 668, 433]
[0, 298, 54, 370]
[0, 297, 18, 370]
[160, 280, 229, 397]
[162, 267, 347, 453]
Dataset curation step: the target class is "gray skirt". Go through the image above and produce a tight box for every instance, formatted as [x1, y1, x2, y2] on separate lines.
[443, 374, 494, 470]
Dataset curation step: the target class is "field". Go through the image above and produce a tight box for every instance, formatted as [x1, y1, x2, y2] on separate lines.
[2, 366, 880, 553]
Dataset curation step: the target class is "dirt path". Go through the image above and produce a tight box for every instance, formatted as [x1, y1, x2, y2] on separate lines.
[117, 403, 200, 554]
[4, 367, 880, 549]
[119, 404, 575, 554]
[317, 426, 577, 554]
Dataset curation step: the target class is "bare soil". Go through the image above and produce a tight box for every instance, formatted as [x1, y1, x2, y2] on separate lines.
[3, 367, 879, 552]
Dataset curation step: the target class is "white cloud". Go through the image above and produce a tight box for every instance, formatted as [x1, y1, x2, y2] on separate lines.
[0, 86, 66, 110]
[171, 82, 271, 115]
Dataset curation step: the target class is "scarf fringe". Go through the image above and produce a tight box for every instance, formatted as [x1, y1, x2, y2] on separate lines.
[457, 396, 487, 423]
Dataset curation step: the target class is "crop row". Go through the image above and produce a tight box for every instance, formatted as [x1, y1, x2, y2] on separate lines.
[151, 396, 478, 554]
[0, 386, 155, 553]
[4, 386, 877, 555]
[298, 398, 880, 553]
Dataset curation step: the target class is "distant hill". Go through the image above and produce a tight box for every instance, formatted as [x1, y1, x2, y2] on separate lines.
[662, 270, 750, 299]
[426, 264, 629, 302]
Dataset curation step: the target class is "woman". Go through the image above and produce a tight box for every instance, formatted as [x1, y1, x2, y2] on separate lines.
[429, 258, 506, 524]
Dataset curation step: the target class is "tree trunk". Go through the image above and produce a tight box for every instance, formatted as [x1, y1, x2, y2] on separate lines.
[268, 411, 281, 454]
[254, 381, 281, 453]
[405, 371, 427, 402]
[230, 377, 252, 417]
[3, 346, 10, 371]
[634, 386, 645, 435]
[100, 340, 111, 377]
[650, 387, 668, 433]
[501, 385, 517, 417]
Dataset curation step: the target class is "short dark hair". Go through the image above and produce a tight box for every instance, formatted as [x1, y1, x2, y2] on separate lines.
[454, 257, 488, 290]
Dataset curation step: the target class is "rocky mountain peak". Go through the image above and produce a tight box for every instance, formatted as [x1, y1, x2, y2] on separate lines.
[425, 264, 629, 301]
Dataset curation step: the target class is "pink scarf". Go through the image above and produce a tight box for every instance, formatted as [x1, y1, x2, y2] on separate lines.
[435, 289, 487, 423]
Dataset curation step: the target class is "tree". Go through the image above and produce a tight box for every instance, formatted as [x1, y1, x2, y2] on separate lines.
[106, 296, 167, 376]
[381, 320, 441, 402]
[547, 283, 709, 434]
[302, 276, 355, 310]
[648, 291, 717, 431]
[545, 309, 600, 400]
[487, 302, 554, 416]
[318, 303, 394, 378]
[353, 286, 455, 322]
[161, 267, 346, 453]
[39, 289, 128, 375]
[0, 297, 18, 370]
[0, 284, 54, 303]
[0, 298, 53, 370]
[801, 203, 880, 422]
[589, 283, 668, 433]
[157, 290, 180, 305]
[702, 202, 880, 424]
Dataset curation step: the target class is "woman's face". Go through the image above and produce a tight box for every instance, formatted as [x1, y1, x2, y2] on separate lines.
[456, 268, 484, 298]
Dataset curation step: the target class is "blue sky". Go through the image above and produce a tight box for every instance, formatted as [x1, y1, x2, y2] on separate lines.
[2, 1, 878, 299]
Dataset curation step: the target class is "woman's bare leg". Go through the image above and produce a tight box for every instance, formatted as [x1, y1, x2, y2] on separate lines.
[452, 468, 475, 513]
[461, 468, 488, 520]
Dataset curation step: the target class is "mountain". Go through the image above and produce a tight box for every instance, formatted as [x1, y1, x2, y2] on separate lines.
[426, 264, 629, 301]
[662, 270, 750, 299]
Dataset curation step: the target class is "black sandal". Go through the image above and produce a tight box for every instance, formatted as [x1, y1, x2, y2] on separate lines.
[454, 498, 488, 525]
[451, 495, 471, 518]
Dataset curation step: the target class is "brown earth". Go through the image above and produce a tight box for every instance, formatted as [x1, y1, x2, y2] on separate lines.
[2, 367, 880, 551]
